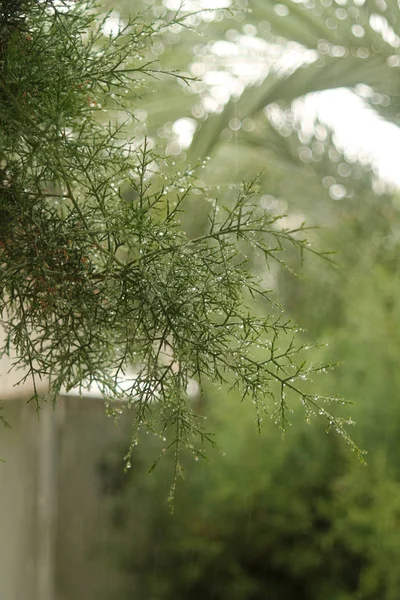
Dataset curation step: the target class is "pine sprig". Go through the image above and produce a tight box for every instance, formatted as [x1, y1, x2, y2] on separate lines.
[0, 0, 363, 490]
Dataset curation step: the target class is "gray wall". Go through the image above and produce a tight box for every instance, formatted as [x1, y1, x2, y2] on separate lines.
[0, 395, 129, 600]
[0, 399, 50, 600]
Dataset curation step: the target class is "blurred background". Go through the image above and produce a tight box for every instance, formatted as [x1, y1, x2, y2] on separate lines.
[2, 0, 400, 598]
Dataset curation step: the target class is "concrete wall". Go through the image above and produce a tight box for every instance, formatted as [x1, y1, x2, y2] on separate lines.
[0, 394, 129, 600]
[0, 398, 54, 600]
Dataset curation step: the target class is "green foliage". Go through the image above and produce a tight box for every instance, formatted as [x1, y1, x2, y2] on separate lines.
[98, 395, 400, 600]
[0, 0, 359, 483]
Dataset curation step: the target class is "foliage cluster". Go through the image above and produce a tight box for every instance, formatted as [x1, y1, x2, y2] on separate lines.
[0, 0, 359, 485]
[98, 387, 400, 600]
